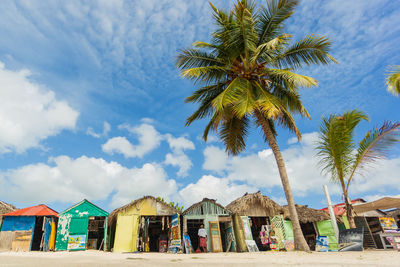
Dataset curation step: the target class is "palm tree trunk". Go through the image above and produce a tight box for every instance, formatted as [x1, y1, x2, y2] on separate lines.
[339, 181, 356, 229]
[254, 110, 310, 252]
[344, 195, 356, 228]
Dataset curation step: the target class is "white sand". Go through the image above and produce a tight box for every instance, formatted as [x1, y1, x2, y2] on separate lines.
[0, 250, 399, 266]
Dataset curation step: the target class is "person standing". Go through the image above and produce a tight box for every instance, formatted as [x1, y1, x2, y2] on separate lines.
[198, 224, 207, 253]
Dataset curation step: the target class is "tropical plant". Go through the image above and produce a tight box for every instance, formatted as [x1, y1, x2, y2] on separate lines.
[156, 197, 184, 212]
[176, 0, 336, 251]
[316, 110, 400, 228]
[386, 65, 400, 96]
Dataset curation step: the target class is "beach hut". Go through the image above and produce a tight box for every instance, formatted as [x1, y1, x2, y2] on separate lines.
[283, 204, 333, 251]
[322, 198, 388, 249]
[55, 199, 108, 251]
[183, 198, 233, 253]
[109, 196, 180, 253]
[0, 204, 58, 252]
[226, 192, 283, 252]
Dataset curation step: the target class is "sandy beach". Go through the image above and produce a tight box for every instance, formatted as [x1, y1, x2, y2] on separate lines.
[0, 250, 399, 266]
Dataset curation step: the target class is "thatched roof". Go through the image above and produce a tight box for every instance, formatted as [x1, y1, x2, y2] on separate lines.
[226, 192, 282, 216]
[109, 196, 179, 224]
[183, 198, 230, 215]
[0, 201, 16, 215]
[283, 204, 330, 224]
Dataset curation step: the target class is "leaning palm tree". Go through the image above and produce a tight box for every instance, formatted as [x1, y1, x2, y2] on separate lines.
[386, 65, 400, 96]
[316, 110, 400, 228]
[176, 0, 336, 251]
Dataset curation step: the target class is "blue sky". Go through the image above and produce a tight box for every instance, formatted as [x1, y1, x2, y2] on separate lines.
[0, 0, 399, 213]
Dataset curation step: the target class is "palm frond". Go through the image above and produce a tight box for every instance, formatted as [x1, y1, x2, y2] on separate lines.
[250, 34, 291, 63]
[316, 110, 368, 183]
[346, 121, 400, 191]
[386, 65, 400, 96]
[277, 34, 337, 69]
[265, 68, 318, 88]
[176, 48, 223, 69]
[257, 0, 298, 45]
[218, 112, 250, 155]
[180, 66, 228, 83]
[212, 78, 249, 111]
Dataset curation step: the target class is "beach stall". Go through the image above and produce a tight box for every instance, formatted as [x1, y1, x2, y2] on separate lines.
[0, 204, 58, 252]
[283, 204, 334, 251]
[322, 198, 388, 249]
[226, 192, 282, 252]
[352, 197, 400, 250]
[55, 199, 108, 251]
[109, 196, 179, 253]
[183, 198, 233, 253]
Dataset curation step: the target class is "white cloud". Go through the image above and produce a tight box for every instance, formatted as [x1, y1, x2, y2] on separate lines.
[202, 146, 229, 175]
[111, 163, 177, 208]
[178, 175, 257, 207]
[86, 121, 111, 138]
[0, 155, 177, 209]
[164, 134, 195, 177]
[102, 122, 162, 158]
[0, 62, 79, 153]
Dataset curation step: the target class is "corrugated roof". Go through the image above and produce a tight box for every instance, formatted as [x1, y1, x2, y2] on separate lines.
[2, 204, 58, 217]
[321, 198, 365, 216]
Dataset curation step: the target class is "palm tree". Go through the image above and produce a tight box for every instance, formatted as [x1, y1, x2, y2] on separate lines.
[386, 65, 400, 96]
[316, 110, 400, 228]
[176, 0, 336, 251]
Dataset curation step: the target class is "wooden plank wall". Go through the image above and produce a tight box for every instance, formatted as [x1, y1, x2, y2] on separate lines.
[0, 230, 32, 251]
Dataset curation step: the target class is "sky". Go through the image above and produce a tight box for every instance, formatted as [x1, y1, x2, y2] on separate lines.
[0, 0, 399, 213]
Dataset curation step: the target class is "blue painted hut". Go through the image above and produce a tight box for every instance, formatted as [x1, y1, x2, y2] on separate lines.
[0, 204, 58, 251]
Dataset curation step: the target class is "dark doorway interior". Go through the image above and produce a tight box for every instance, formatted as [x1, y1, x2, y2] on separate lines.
[31, 216, 44, 251]
[250, 217, 269, 251]
[300, 222, 317, 251]
[140, 216, 170, 252]
[87, 216, 105, 250]
[186, 219, 203, 251]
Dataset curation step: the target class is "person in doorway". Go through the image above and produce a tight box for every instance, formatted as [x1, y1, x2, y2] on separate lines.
[198, 224, 207, 253]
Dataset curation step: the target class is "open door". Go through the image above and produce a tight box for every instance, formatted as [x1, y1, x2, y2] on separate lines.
[209, 221, 222, 252]
[113, 215, 139, 252]
[67, 217, 89, 251]
[41, 217, 53, 251]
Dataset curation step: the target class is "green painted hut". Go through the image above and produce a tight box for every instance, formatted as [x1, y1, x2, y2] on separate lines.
[183, 198, 234, 252]
[55, 199, 109, 251]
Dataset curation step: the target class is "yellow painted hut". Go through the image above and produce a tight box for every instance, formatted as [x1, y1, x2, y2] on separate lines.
[108, 196, 179, 253]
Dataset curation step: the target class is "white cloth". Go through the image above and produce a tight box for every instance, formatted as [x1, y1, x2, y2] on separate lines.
[198, 228, 207, 237]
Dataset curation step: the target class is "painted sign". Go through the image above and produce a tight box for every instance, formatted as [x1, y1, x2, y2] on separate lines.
[168, 213, 181, 254]
[245, 240, 259, 252]
[183, 234, 194, 254]
[338, 228, 363, 251]
[379, 217, 397, 230]
[240, 216, 253, 240]
[67, 235, 86, 250]
[209, 221, 222, 252]
[315, 236, 329, 252]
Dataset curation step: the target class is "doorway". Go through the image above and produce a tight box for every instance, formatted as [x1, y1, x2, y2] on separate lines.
[300, 222, 317, 251]
[31, 216, 44, 251]
[87, 216, 106, 250]
[139, 216, 170, 252]
[249, 217, 269, 251]
[186, 219, 204, 251]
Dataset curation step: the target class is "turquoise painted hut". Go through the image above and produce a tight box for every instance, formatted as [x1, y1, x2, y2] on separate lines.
[183, 198, 234, 253]
[55, 199, 109, 251]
